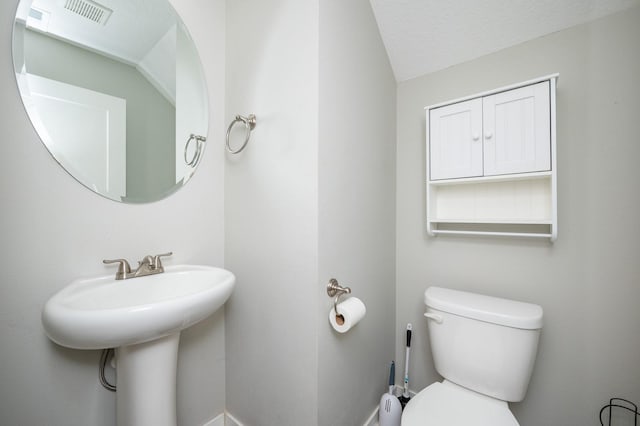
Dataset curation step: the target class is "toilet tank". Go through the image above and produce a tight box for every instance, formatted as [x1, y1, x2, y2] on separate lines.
[424, 287, 543, 402]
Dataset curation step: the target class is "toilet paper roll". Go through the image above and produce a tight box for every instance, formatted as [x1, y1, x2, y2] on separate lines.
[329, 297, 366, 333]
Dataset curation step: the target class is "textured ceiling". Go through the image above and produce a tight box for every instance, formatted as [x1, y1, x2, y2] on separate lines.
[369, 0, 640, 82]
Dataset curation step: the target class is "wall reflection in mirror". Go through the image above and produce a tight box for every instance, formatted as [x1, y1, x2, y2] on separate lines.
[12, 0, 208, 203]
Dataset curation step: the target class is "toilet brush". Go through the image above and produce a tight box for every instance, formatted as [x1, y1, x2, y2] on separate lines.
[399, 323, 412, 408]
[379, 361, 402, 426]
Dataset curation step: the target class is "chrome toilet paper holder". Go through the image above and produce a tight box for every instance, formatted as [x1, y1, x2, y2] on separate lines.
[327, 278, 351, 315]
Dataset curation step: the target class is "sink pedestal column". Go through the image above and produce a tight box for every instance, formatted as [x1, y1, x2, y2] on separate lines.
[115, 333, 181, 426]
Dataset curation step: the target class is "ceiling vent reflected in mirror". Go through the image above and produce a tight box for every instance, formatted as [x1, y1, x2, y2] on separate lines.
[13, 0, 210, 203]
[27, 7, 51, 32]
[64, 0, 112, 25]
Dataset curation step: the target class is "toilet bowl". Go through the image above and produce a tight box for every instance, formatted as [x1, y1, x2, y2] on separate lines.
[401, 287, 543, 426]
[402, 381, 518, 426]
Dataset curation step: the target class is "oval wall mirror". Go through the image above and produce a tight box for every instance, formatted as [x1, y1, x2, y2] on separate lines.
[12, 0, 209, 203]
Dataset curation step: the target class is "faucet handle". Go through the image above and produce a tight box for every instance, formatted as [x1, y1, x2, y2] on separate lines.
[103, 258, 132, 280]
[152, 252, 173, 269]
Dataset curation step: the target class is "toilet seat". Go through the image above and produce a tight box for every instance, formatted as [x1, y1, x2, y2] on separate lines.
[401, 381, 520, 426]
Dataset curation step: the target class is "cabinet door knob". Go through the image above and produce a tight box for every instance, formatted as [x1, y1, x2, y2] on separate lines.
[484, 131, 493, 139]
[472, 133, 480, 141]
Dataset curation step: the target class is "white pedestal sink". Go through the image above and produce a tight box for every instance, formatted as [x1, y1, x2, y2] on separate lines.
[42, 265, 235, 426]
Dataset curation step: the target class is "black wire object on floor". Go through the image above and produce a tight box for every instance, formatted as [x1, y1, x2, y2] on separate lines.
[599, 398, 638, 426]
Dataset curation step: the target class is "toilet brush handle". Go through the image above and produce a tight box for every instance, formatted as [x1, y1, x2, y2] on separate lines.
[388, 361, 395, 387]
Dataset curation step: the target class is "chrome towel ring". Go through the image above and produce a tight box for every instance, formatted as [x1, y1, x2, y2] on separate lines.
[184, 134, 207, 167]
[226, 114, 256, 154]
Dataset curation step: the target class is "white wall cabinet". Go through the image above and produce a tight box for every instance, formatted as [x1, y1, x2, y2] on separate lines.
[430, 80, 551, 180]
[430, 97, 483, 180]
[426, 75, 558, 240]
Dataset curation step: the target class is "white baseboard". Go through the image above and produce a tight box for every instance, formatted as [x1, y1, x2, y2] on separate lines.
[224, 411, 244, 426]
[202, 412, 243, 426]
[363, 405, 379, 426]
[202, 412, 225, 426]
[215, 409, 378, 426]
[204, 390, 418, 426]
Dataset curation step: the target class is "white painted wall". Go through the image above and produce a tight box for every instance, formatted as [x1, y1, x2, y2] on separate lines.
[7, 1, 637, 425]
[225, 0, 395, 425]
[0, 1, 226, 425]
[395, 6, 640, 426]
[224, 1, 320, 424]
[317, 1, 396, 425]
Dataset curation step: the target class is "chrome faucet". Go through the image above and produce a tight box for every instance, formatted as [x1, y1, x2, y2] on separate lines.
[103, 252, 172, 280]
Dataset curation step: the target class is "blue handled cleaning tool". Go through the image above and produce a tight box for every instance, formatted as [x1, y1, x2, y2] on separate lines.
[399, 323, 412, 408]
[379, 361, 402, 426]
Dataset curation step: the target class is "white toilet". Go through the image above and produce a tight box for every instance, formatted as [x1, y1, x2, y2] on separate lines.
[402, 286, 543, 426]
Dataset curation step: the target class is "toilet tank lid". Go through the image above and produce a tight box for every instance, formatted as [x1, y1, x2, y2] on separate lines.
[424, 287, 543, 330]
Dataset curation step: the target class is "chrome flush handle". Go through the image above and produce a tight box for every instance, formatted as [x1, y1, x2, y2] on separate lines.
[424, 312, 443, 324]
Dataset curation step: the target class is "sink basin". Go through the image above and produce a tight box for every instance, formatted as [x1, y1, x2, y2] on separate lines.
[42, 264, 235, 426]
[42, 265, 235, 350]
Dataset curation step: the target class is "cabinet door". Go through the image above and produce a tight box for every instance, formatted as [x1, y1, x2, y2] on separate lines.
[482, 81, 551, 176]
[429, 98, 483, 180]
